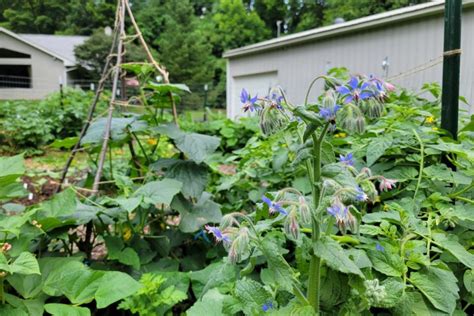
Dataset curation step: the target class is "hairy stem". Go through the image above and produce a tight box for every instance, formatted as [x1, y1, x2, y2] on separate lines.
[307, 122, 330, 312]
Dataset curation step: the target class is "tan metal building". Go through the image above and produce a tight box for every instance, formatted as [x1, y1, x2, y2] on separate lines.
[224, 1, 474, 119]
[0, 27, 88, 99]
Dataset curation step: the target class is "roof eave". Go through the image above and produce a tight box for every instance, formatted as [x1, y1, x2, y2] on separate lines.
[0, 27, 68, 64]
[223, 0, 474, 58]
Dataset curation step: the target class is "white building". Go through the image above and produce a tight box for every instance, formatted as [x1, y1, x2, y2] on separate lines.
[224, 1, 474, 119]
[0, 27, 88, 99]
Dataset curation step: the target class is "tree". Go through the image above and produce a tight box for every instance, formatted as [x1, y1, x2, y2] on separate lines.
[212, 0, 270, 54]
[287, 0, 324, 33]
[0, 0, 69, 34]
[254, 0, 287, 37]
[74, 28, 150, 79]
[322, 0, 429, 25]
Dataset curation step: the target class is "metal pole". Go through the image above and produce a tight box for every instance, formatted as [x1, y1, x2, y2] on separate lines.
[441, 0, 462, 140]
[203, 84, 208, 121]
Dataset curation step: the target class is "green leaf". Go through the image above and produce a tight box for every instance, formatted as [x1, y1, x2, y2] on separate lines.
[260, 237, 294, 291]
[432, 233, 474, 269]
[272, 148, 289, 171]
[187, 289, 226, 316]
[464, 270, 474, 293]
[313, 236, 363, 277]
[39, 188, 77, 218]
[147, 83, 191, 94]
[133, 178, 182, 205]
[367, 135, 392, 166]
[293, 106, 323, 126]
[119, 248, 140, 270]
[153, 160, 208, 198]
[0, 154, 26, 201]
[174, 192, 222, 233]
[235, 278, 271, 315]
[367, 249, 405, 277]
[82, 117, 147, 144]
[156, 124, 220, 163]
[9, 252, 41, 275]
[410, 266, 459, 314]
[423, 165, 472, 185]
[44, 304, 90, 316]
[190, 261, 235, 298]
[321, 163, 357, 188]
[95, 271, 142, 308]
[114, 197, 142, 213]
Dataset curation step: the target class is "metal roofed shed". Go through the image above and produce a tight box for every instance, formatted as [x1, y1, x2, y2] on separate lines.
[224, 0, 474, 119]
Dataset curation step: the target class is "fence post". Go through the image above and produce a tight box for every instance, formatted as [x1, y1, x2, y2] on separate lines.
[441, 0, 462, 140]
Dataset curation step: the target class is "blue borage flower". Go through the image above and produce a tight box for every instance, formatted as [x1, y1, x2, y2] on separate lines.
[368, 75, 395, 100]
[193, 229, 211, 243]
[327, 201, 357, 232]
[336, 76, 373, 103]
[262, 301, 274, 312]
[319, 104, 341, 121]
[355, 186, 368, 202]
[267, 91, 283, 109]
[262, 195, 288, 216]
[339, 153, 354, 166]
[240, 88, 258, 112]
[205, 225, 231, 244]
[376, 243, 385, 252]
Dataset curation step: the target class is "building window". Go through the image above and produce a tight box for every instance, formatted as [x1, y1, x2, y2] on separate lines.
[0, 48, 31, 58]
[0, 65, 32, 88]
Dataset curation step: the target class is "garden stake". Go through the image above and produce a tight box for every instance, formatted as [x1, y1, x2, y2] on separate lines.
[441, 0, 462, 141]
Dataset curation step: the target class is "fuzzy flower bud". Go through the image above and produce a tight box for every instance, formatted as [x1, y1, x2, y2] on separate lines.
[284, 209, 300, 240]
[220, 213, 239, 230]
[298, 196, 311, 224]
[227, 227, 250, 264]
[364, 279, 387, 305]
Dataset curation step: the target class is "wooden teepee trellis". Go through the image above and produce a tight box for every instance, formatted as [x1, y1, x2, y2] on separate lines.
[56, 0, 176, 194]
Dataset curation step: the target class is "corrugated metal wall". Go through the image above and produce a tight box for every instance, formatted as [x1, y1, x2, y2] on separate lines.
[227, 7, 474, 119]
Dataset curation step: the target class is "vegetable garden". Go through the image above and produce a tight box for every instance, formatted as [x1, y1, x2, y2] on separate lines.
[1, 1, 473, 315]
[1, 67, 473, 315]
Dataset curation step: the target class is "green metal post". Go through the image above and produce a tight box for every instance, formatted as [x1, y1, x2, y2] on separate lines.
[441, 0, 462, 140]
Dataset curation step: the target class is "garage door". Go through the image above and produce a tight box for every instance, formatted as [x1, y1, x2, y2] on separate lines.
[230, 71, 278, 119]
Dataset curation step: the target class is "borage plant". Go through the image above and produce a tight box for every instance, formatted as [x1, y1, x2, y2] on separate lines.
[205, 74, 397, 314]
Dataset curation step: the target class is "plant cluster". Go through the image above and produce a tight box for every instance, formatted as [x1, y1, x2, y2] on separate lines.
[0, 89, 108, 154]
[0, 66, 473, 315]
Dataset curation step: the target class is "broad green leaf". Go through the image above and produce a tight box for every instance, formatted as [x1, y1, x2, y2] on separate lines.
[367, 249, 405, 277]
[433, 233, 474, 269]
[190, 261, 235, 298]
[362, 211, 401, 224]
[464, 270, 474, 293]
[260, 237, 294, 291]
[321, 163, 358, 188]
[134, 178, 182, 205]
[39, 188, 76, 218]
[9, 252, 40, 275]
[410, 266, 459, 314]
[187, 288, 225, 316]
[119, 248, 140, 270]
[0, 154, 26, 201]
[82, 117, 147, 144]
[235, 278, 271, 315]
[147, 83, 191, 94]
[175, 133, 221, 164]
[44, 304, 90, 316]
[49, 137, 79, 149]
[95, 271, 142, 308]
[156, 160, 208, 198]
[272, 148, 289, 171]
[155, 125, 220, 163]
[59, 269, 104, 305]
[313, 236, 363, 277]
[367, 135, 392, 166]
[114, 197, 142, 213]
[393, 291, 448, 316]
[175, 192, 222, 233]
[375, 278, 404, 308]
[423, 165, 471, 185]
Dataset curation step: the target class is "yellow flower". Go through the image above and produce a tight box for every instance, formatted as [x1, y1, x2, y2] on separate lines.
[426, 116, 435, 124]
[432, 127, 439, 131]
[383, 204, 390, 211]
[123, 227, 132, 241]
[147, 138, 158, 145]
[334, 132, 347, 138]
